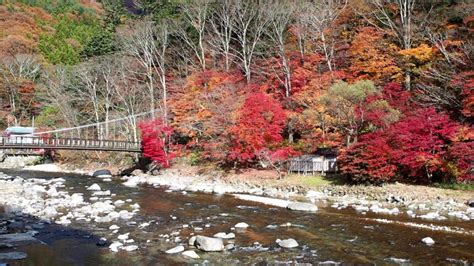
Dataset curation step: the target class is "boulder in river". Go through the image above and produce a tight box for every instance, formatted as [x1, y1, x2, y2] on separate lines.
[235, 222, 249, 229]
[287, 202, 318, 212]
[194, 236, 224, 252]
[421, 237, 435, 245]
[93, 169, 112, 178]
[277, 238, 299, 248]
[87, 183, 101, 191]
[166, 245, 184, 254]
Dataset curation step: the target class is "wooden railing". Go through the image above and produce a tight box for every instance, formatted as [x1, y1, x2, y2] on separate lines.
[0, 136, 141, 152]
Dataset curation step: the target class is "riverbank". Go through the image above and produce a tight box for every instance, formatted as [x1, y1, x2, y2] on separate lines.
[14, 161, 474, 222]
[125, 166, 473, 222]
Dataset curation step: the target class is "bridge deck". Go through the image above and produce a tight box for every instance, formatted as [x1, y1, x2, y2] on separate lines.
[0, 136, 141, 153]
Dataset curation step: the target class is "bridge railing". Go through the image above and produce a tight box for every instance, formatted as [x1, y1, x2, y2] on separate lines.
[0, 136, 141, 152]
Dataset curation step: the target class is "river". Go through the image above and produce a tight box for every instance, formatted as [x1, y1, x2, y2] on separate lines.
[0, 170, 473, 265]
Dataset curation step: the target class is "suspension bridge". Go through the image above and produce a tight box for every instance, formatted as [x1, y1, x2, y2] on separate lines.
[0, 109, 161, 154]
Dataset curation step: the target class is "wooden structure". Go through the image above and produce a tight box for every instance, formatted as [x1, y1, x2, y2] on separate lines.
[288, 149, 337, 175]
[0, 136, 141, 153]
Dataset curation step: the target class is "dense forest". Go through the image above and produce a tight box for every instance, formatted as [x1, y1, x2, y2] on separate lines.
[0, 0, 472, 183]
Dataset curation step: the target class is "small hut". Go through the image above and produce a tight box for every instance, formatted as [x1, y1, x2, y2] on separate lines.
[288, 148, 337, 175]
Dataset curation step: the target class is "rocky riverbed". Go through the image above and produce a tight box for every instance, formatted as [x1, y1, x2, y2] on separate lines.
[126, 168, 474, 224]
[0, 168, 473, 264]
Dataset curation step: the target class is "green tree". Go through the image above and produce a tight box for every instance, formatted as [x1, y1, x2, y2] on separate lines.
[320, 80, 378, 146]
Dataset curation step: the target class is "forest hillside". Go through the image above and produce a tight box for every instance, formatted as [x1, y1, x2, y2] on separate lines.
[0, 0, 472, 184]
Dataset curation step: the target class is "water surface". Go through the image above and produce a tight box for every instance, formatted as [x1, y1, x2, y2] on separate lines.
[1, 170, 473, 265]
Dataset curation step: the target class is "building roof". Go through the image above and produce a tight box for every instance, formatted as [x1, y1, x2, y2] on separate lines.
[5, 127, 36, 134]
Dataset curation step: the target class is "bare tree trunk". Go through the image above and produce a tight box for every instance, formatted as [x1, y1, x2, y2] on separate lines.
[208, 0, 236, 71]
[232, 0, 269, 83]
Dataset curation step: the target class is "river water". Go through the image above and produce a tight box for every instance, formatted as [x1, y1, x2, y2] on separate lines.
[1, 170, 473, 265]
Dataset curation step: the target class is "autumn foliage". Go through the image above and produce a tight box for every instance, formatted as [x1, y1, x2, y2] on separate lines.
[1, 0, 472, 183]
[339, 107, 462, 183]
[229, 92, 287, 163]
[139, 119, 174, 168]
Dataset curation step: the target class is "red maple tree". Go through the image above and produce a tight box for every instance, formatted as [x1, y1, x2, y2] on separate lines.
[340, 107, 461, 183]
[339, 131, 398, 183]
[139, 119, 175, 168]
[229, 92, 287, 163]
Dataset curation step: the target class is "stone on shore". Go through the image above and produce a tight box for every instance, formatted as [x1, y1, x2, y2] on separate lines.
[182, 250, 200, 259]
[277, 238, 299, 248]
[287, 202, 318, 212]
[194, 236, 224, 252]
[165, 245, 184, 254]
[421, 237, 435, 245]
[87, 183, 101, 191]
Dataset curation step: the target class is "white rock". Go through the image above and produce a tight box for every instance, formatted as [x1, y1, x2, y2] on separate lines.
[287, 202, 318, 212]
[109, 242, 123, 252]
[235, 222, 249, 229]
[194, 236, 224, 252]
[107, 211, 120, 220]
[278, 238, 299, 248]
[122, 245, 138, 252]
[213, 232, 235, 239]
[87, 183, 101, 191]
[109, 225, 120, 230]
[118, 233, 129, 241]
[421, 237, 435, 245]
[114, 200, 125, 206]
[165, 245, 185, 254]
[119, 210, 133, 220]
[182, 250, 200, 259]
[188, 236, 197, 246]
